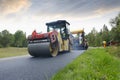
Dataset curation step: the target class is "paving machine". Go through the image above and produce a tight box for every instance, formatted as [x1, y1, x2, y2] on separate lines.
[71, 30, 88, 50]
[27, 20, 72, 57]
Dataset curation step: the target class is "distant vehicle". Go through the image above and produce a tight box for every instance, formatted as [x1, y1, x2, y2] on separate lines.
[107, 40, 120, 46]
[71, 30, 88, 50]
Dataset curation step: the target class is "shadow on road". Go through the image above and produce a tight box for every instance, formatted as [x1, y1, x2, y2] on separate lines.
[29, 51, 70, 59]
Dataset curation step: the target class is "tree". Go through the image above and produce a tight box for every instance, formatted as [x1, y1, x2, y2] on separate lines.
[9, 34, 15, 46]
[14, 30, 27, 47]
[110, 13, 120, 42]
[0, 32, 2, 47]
[0, 30, 14, 47]
[86, 13, 120, 47]
[101, 24, 110, 42]
[86, 27, 98, 46]
[86, 26, 110, 47]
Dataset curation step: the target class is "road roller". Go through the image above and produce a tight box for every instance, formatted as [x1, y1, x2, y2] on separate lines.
[71, 30, 88, 50]
[27, 20, 72, 57]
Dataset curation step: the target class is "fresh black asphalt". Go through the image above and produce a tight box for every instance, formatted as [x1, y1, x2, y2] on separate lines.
[0, 50, 84, 80]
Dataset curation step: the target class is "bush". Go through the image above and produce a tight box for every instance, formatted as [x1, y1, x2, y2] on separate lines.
[106, 46, 120, 58]
[0, 44, 3, 48]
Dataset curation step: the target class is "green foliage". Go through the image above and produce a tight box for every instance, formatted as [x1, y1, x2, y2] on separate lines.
[0, 30, 14, 47]
[86, 26, 110, 47]
[0, 32, 2, 48]
[52, 48, 120, 80]
[102, 24, 110, 42]
[86, 27, 99, 46]
[0, 30, 27, 48]
[110, 13, 120, 42]
[106, 46, 120, 58]
[14, 30, 27, 47]
[86, 13, 120, 47]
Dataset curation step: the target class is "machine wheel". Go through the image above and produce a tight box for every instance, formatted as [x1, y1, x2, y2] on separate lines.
[67, 40, 71, 52]
[28, 36, 59, 57]
[84, 45, 88, 50]
[67, 43, 71, 52]
[50, 43, 59, 57]
[50, 36, 59, 57]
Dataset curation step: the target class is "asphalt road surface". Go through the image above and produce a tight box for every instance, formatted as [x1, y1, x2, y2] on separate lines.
[0, 50, 84, 80]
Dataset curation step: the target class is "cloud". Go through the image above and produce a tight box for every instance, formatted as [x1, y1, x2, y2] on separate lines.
[0, 0, 120, 21]
[94, 7, 120, 15]
[0, 0, 31, 16]
[31, 0, 120, 20]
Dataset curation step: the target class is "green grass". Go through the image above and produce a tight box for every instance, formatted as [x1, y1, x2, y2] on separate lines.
[0, 47, 28, 58]
[52, 48, 120, 80]
[106, 46, 120, 58]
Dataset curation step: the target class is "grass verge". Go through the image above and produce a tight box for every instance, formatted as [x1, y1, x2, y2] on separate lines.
[52, 48, 120, 80]
[0, 47, 28, 58]
[106, 46, 120, 58]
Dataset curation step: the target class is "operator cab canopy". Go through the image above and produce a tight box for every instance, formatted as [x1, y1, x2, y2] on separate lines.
[46, 20, 70, 32]
[46, 20, 70, 28]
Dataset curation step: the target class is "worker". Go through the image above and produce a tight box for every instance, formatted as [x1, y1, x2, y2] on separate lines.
[103, 41, 106, 48]
[78, 33, 82, 45]
[61, 27, 66, 39]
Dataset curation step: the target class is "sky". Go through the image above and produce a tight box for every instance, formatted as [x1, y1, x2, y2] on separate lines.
[0, 0, 120, 36]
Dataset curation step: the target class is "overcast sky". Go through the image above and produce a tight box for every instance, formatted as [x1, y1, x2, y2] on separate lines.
[0, 0, 120, 36]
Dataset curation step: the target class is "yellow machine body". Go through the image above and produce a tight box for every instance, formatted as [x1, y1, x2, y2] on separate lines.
[71, 30, 84, 34]
[71, 29, 88, 50]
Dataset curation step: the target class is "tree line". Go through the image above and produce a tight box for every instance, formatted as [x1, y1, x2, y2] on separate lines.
[0, 13, 120, 48]
[86, 13, 120, 46]
[0, 30, 27, 48]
